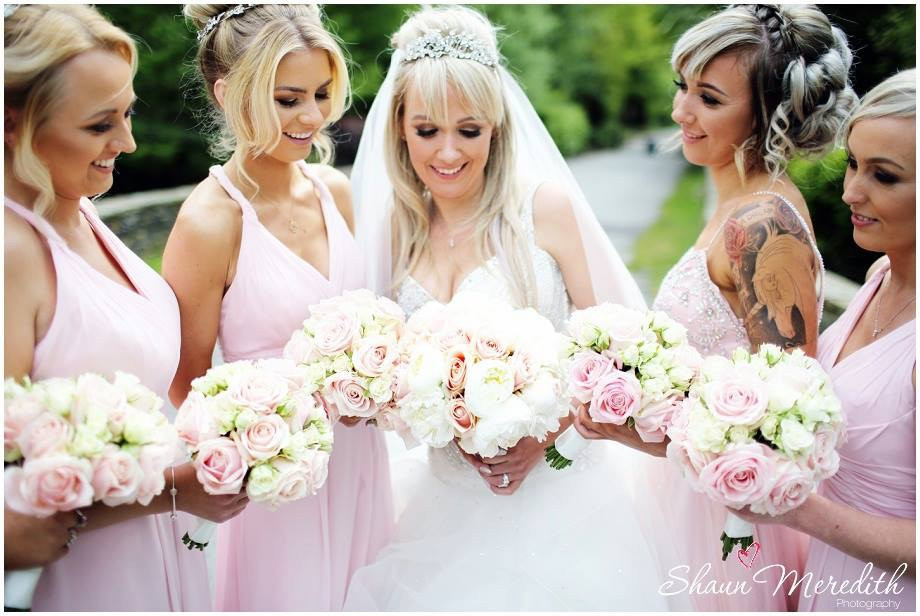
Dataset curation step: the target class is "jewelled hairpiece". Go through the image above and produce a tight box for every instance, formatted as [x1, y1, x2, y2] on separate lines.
[403, 30, 498, 68]
[197, 3, 256, 42]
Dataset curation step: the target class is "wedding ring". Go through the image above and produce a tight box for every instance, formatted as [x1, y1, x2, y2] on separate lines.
[73, 508, 88, 529]
[66, 527, 78, 548]
[499, 473, 510, 488]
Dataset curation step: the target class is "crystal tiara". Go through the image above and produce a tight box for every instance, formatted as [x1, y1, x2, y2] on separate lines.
[197, 3, 257, 42]
[403, 30, 498, 67]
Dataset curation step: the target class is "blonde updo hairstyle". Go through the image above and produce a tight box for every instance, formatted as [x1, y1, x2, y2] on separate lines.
[843, 69, 916, 140]
[4, 4, 137, 217]
[672, 3, 857, 180]
[386, 6, 534, 305]
[185, 4, 349, 191]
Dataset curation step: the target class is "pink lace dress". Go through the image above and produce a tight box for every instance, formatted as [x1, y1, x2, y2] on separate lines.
[209, 162, 393, 611]
[646, 192, 823, 610]
[5, 197, 211, 611]
[799, 263, 915, 611]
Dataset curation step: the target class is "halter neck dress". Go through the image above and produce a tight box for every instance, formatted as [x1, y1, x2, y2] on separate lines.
[800, 262, 915, 611]
[208, 162, 393, 611]
[5, 197, 211, 611]
[646, 192, 824, 610]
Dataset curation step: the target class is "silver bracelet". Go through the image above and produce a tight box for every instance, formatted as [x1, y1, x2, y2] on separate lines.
[169, 467, 178, 521]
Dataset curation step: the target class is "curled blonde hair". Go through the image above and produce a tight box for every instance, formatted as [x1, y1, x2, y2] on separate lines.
[4, 4, 137, 217]
[185, 4, 349, 194]
[386, 6, 535, 306]
[844, 69, 916, 140]
[672, 3, 857, 181]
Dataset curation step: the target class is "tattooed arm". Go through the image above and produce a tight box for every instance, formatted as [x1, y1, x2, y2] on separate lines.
[724, 196, 819, 356]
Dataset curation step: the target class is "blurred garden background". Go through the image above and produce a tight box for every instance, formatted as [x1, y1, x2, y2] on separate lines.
[96, 3, 915, 295]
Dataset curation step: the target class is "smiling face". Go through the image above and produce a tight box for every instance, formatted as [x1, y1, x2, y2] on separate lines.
[267, 48, 333, 163]
[671, 52, 756, 171]
[401, 83, 494, 209]
[843, 116, 916, 255]
[30, 48, 136, 202]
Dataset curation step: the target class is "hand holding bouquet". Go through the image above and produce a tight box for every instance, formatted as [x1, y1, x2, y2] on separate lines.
[4, 373, 180, 608]
[174, 358, 333, 549]
[666, 344, 844, 559]
[546, 305, 702, 469]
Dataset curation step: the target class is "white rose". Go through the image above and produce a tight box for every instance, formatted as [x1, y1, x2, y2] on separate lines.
[41, 377, 78, 416]
[245, 463, 278, 502]
[406, 343, 445, 395]
[68, 424, 108, 458]
[464, 359, 515, 419]
[234, 408, 259, 430]
[777, 418, 815, 455]
[701, 355, 733, 381]
[367, 375, 392, 404]
[687, 406, 729, 453]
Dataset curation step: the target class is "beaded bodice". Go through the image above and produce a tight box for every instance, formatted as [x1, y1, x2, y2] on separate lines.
[652, 191, 825, 357]
[395, 190, 582, 490]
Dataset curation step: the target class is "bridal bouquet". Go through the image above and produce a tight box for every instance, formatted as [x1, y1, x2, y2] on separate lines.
[4, 373, 181, 609]
[666, 344, 844, 559]
[545, 304, 703, 469]
[174, 358, 333, 550]
[395, 292, 569, 458]
[283, 289, 405, 425]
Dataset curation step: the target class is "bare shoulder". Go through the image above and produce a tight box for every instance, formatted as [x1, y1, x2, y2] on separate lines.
[311, 164, 354, 232]
[728, 192, 812, 239]
[171, 175, 241, 243]
[532, 181, 578, 250]
[4, 209, 48, 272]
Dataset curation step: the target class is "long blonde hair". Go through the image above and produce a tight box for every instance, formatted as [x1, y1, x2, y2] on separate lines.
[4, 4, 137, 217]
[385, 6, 535, 306]
[185, 4, 350, 194]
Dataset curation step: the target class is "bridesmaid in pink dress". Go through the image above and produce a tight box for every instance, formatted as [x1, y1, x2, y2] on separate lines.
[575, 5, 857, 610]
[735, 69, 916, 612]
[164, 5, 393, 610]
[4, 5, 244, 610]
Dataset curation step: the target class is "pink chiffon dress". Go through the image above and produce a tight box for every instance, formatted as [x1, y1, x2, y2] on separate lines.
[5, 197, 211, 611]
[645, 192, 821, 610]
[209, 162, 393, 611]
[799, 263, 915, 611]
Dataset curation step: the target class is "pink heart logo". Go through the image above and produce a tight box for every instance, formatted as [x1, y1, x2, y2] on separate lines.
[737, 542, 761, 569]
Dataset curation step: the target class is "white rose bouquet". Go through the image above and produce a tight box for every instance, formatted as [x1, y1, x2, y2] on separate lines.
[174, 358, 333, 550]
[4, 373, 181, 609]
[394, 292, 569, 459]
[666, 344, 844, 559]
[283, 289, 405, 425]
[545, 305, 703, 469]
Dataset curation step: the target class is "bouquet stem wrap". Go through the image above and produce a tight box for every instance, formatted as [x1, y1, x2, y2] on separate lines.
[721, 512, 755, 560]
[182, 519, 218, 551]
[544, 426, 589, 469]
[4, 567, 43, 609]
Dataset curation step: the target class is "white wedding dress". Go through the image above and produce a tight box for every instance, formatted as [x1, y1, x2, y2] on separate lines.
[343, 194, 674, 611]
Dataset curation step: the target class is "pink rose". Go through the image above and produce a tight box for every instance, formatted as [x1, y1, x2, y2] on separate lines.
[445, 346, 471, 394]
[194, 437, 246, 495]
[474, 328, 510, 359]
[17, 412, 72, 459]
[235, 414, 290, 464]
[256, 358, 308, 390]
[227, 369, 290, 414]
[262, 458, 313, 508]
[753, 459, 814, 516]
[407, 302, 448, 336]
[323, 373, 376, 419]
[634, 396, 682, 443]
[5, 456, 94, 517]
[175, 391, 220, 448]
[135, 442, 178, 505]
[589, 370, 642, 425]
[352, 335, 397, 378]
[446, 399, 476, 433]
[569, 351, 615, 404]
[510, 351, 536, 391]
[606, 305, 646, 350]
[285, 391, 324, 432]
[434, 326, 471, 352]
[666, 436, 716, 490]
[91, 447, 143, 506]
[303, 449, 330, 493]
[805, 424, 841, 481]
[313, 312, 358, 355]
[703, 372, 768, 426]
[698, 443, 775, 508]
[283, 329, 319, 364]
[5, 396, 45, 459]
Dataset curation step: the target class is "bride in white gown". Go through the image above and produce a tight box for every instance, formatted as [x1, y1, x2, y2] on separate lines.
[346, 6, 681, 610]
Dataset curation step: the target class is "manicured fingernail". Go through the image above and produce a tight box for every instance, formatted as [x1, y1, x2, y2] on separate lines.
[479, 465, 492, 475]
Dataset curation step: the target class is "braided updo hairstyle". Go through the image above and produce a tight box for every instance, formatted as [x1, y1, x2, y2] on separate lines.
[672, 4, 857, 179]
[184, 4, 349, 190]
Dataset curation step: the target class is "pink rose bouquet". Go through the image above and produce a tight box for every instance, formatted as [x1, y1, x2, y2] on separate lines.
[174, 358, 333, 550]
[283, 289, 405, 425]
[394, 291, 569, 459]
[3, 373, 180, 609]
[666, 344, 844, 559]
[546, 305, 702, 469]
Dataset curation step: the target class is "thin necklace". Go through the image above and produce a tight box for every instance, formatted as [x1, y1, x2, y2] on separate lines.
[872, 275, 915, 338]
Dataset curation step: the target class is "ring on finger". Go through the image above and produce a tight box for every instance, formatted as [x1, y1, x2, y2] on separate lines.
[498, 472, 510, 488]
[66, 527, 78, 548]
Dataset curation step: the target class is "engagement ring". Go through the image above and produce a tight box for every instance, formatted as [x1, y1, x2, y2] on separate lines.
[499, 473, 510, 488]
